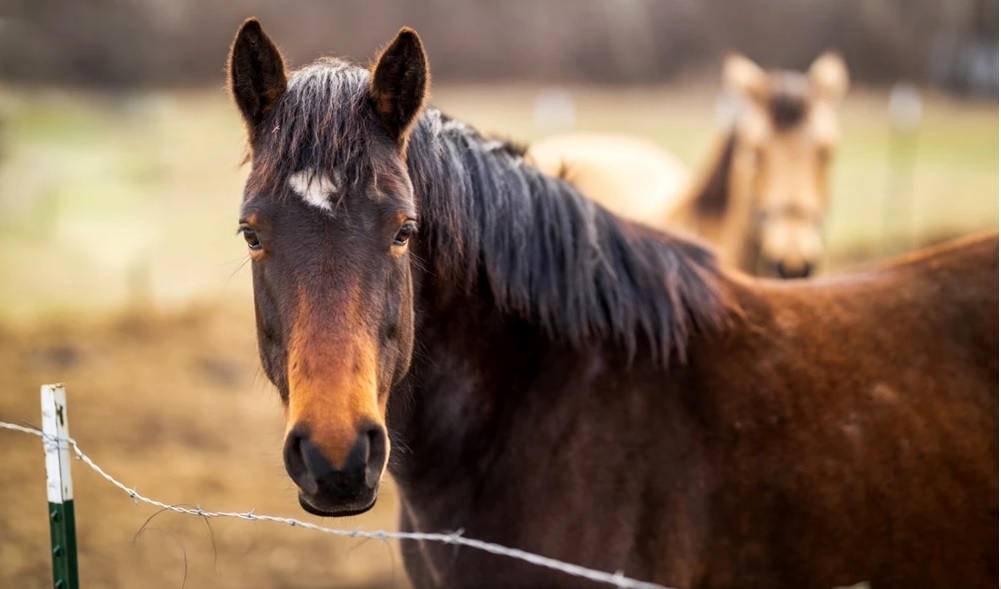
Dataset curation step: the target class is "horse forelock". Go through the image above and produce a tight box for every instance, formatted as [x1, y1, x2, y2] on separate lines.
[247, 57, 735, 365]
[764, 73, 813, 132]
[768, 91, 808, 131]
[247, 58, 382, 208]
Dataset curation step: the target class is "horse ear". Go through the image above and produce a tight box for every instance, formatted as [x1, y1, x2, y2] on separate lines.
[228, 18, 288, 137]
[808, 52, 850, 103]
[723, 53, 768, 104]
[370, 27, 430, 148]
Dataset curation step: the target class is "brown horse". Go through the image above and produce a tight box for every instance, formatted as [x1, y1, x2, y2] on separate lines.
[528, 52, 850, 279]
[228, 19, 997, 589]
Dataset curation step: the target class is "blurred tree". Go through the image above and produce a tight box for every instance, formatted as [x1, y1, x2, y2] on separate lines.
[0, 0, 994, 93]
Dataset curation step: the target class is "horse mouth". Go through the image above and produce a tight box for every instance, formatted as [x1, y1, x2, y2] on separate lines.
[298, 491, 377, 517]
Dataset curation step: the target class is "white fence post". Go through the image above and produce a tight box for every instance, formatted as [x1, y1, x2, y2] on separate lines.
[41, 383, 79, 589]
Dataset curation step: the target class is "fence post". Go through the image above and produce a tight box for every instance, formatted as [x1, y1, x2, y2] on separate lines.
[41, 383, 80, 589]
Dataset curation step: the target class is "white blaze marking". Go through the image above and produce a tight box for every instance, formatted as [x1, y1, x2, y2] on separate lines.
[288, 169, 340, 211]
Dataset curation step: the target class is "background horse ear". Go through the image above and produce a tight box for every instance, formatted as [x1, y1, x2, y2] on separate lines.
[228, 18, 288, 138]
[370, 27, 430, 148]
[808, 52, 850, 103]
[723, 53, 768, 104]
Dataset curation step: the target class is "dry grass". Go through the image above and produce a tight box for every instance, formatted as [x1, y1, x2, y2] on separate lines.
[0, 83, 996, 588]
[0, 304, 410, 589]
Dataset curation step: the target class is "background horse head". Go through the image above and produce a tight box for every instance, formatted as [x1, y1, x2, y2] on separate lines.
[714, 52, 849, 277]
[523, 53, 849, 280]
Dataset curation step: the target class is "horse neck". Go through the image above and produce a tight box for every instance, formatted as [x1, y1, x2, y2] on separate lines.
[387, 114, 589, 493]
[386, 110, 733, 511]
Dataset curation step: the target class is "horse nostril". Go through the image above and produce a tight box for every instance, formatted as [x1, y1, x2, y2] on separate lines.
[300, 436, 336, 482]
[283, 428, 318, 495]
[363, 423, 387, 489]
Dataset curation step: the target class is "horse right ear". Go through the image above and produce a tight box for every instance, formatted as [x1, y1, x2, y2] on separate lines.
[723, 53, 768, 104]
[808, 52, 850, 103]
[370, 28, 430, 149]
[228, 18, 288, 138]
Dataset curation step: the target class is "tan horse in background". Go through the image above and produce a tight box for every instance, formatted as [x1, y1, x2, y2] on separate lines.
[528, 52, 850, 278]
[526, 133, 691, 227]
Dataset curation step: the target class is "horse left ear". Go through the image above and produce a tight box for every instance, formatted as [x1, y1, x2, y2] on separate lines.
[370, 27, 430, 148]
[808, 52, 850, 103]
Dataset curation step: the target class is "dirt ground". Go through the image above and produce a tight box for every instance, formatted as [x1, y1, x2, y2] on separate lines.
[0, 303, 411, 589]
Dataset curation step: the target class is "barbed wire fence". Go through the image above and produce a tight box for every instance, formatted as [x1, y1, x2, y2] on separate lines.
[0, 388, 674, 589]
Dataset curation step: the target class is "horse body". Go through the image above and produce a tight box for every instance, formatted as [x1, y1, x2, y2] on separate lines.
[392, 228, 998, 589]
[227, 20, 997, 589]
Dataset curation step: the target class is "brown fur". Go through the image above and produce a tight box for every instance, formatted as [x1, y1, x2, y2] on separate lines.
[228, 21, 997, 589]
[286, 286, 382, 467]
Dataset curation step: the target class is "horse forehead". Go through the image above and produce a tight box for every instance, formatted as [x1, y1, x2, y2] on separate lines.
[747, 111, 836, 152]
[768, 71, 810, 96]
[288, 169, 344, 211]
[287, 166, 406, 212]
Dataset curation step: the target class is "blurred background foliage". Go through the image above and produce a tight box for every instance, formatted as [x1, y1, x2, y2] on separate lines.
[0, 0, 997, 92]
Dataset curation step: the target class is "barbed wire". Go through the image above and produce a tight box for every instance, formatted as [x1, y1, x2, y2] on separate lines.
[0, 420, 672, 589]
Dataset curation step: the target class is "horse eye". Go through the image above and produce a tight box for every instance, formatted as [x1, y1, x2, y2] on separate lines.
[240, 226, 262, 250]
[394, 222, 417, 247]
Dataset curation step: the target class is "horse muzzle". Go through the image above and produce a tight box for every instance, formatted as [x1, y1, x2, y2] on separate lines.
[283, 422, 387, 516]
[774, 259, 815, 279]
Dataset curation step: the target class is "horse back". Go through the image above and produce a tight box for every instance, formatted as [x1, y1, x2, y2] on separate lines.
[755, 230, 997, 378]
[678, 231, 998, 588]
[851, 230, 998, 373]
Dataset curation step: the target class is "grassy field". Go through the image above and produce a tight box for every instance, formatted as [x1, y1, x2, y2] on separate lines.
[0, 83, 996, 321]
[0, 83, 996, 589]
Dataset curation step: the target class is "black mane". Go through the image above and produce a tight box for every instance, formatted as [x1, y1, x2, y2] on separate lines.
[254, 58, 733, 364]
